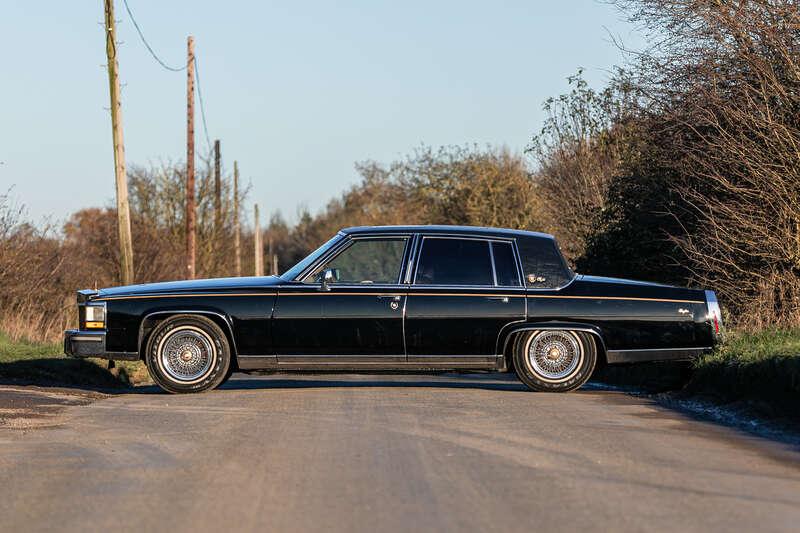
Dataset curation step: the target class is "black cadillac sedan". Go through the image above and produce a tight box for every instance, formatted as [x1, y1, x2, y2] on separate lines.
[65, 225, 722, 393]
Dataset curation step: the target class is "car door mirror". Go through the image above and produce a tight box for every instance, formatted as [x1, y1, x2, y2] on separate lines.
[319, 268, 339, 291]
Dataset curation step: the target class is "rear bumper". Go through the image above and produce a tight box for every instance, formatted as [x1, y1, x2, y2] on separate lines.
[606, 347, 712, 364]
[64, 330, 138, 360]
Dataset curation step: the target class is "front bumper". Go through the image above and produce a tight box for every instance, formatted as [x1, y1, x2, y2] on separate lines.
[64, 330, 139, 360]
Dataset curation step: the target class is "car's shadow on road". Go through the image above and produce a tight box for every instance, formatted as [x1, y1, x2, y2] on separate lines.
[128, 372, 545, 394]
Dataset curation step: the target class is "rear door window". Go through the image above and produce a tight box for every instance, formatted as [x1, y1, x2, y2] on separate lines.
[415, 238, 493, 286]
[491, 242, 521, 287]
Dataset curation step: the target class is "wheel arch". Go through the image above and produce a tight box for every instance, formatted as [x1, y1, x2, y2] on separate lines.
[497, 322, 608, 368]
[138, 310, 239, 365]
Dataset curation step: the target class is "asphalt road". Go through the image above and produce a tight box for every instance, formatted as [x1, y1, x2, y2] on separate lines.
[1, 373, 799, 533]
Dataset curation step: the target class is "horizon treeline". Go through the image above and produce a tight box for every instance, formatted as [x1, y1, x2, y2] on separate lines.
[1, 0, 798, 341]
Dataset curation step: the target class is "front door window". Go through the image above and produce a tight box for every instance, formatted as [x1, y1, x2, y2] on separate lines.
[309, 238, 408, 284]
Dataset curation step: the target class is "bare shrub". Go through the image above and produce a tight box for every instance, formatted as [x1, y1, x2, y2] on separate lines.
[527, 72, 638, 262]
[0, 153, 253, 343]
[614, 0, 800, 327]
[0, 193, 73, 341]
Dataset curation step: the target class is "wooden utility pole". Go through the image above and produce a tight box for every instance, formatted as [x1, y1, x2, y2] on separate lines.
[185, 36, 196, 279]
[213, 139, 222, 233]
[233, 161, 242, 276]
[254, 204, 263, 276]
[104, 0, 134, 285]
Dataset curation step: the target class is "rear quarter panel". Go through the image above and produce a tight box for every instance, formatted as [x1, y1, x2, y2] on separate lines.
[526, 277, 713, 350]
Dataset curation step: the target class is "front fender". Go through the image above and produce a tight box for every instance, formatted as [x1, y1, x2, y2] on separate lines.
[138, 309, 238, 357]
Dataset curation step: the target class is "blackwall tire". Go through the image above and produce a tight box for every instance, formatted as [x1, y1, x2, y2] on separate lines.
[145, 315, 231, 394]
[513, 330, 596, 392]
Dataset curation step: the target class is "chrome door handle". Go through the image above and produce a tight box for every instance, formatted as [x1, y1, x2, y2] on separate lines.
[486, 296, 509, 303]
[377, 295, 401, 301]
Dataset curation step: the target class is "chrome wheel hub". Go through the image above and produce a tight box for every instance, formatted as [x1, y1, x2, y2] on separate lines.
[528, 331, 581, 380]
[159, 327, 215, 382]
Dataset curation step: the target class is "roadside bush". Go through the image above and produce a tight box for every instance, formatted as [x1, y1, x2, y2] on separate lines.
[0, 154, 254, 343]
[687, 329, 800, 416]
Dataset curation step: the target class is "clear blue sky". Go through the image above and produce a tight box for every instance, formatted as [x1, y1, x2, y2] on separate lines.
[1, 1, 643, 226]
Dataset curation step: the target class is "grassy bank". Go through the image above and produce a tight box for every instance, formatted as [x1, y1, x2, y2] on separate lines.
[597, 328, 800, 418]
[0, 333, 149, 389]
[686, 329, 800, 415]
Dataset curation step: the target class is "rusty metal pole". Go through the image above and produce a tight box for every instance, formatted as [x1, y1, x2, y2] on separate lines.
[214, 139, 221, 233]
[253, 204, 264, 276]
[233, 161, 242, 276]
[185, 36, 196, 279]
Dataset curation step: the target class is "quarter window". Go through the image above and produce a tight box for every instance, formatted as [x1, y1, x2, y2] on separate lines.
[491, 242, 521, 287]
[517, 236, 572, 288]
[309, 238, 407, 284]
[415, 238, 494, 286]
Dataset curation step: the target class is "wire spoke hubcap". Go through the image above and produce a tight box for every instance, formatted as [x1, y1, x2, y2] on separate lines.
[159, 327, 215, 382]
[528, 331, 581, 380]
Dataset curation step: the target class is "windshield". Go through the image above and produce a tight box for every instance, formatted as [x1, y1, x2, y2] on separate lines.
[280, 233, 343, 281]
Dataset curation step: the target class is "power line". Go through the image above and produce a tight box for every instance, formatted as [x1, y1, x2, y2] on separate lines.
[122, 0, 188, 72]
[194, 56, 213, 153]
[121, 0, 212, 153]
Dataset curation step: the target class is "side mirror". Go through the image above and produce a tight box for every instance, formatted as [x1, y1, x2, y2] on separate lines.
[319, 268, 339, 291]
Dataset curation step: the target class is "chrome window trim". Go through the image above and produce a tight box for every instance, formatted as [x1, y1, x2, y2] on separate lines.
[406, 286, 528, 292]
[303, 284, 408, 290]
[488, 242, 499, 286]
[408, 232, 516, 242]
[403, 234, 420, 285]
[411, 235, 521, 288]
[298, 234, 412, 285]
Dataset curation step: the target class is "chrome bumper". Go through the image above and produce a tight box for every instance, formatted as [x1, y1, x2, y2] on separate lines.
[64, 329, 106, 358]
[64, 330, 139, 360]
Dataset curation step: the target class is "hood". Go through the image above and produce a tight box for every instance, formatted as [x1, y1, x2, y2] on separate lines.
[97, 275, 283, 298]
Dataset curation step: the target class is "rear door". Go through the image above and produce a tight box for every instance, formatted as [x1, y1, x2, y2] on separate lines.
[404, 236, 526, 365]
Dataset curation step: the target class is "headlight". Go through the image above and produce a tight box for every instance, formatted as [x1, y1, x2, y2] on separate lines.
[84, 304, 106, 329]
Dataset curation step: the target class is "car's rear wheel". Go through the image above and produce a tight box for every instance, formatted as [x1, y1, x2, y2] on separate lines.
[145, 315, 231, 394]
[513, 330, 596, 392]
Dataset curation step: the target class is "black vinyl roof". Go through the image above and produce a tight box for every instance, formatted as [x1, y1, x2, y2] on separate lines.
[341, 225, 555, 241]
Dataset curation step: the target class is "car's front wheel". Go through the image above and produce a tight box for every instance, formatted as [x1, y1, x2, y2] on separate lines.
[145, 315, 231, 394]
[513, 330, 596, 392]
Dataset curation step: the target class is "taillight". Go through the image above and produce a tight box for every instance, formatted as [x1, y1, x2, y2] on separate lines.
[704, 290, 722, 338]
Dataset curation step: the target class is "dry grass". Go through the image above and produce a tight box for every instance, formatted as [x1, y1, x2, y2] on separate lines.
[0, 304, 74, 344]
[0, 332, 150, 388]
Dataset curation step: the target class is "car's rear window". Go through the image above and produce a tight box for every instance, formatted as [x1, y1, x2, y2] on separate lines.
[517, 236, 572, 288]
[415, 238, 494, 286]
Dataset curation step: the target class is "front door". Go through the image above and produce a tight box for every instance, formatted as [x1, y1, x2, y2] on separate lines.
[273, 236, 410, 366]
[404, 237, 526, 366]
